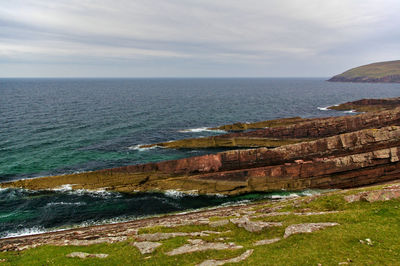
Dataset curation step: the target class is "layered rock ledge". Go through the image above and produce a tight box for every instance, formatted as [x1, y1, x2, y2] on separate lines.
[2, 105, 400, 195]
[141, 106, 400, 149]
[328, 97, 400, 113]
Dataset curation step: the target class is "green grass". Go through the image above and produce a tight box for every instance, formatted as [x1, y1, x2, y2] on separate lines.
[334, 60, 400, 79]
[1, 184, 400, 265]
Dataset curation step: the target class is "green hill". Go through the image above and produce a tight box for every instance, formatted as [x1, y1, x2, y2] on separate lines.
[329, 60, 400, 83]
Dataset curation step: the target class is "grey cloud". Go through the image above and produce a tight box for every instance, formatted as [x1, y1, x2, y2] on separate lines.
[0, 0, 399, 77]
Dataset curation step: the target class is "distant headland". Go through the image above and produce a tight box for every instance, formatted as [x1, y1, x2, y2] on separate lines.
[328, 60, 400, 83]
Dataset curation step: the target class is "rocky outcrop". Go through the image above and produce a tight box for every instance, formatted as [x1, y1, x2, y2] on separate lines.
[344, 185, 400, 202]
[328, 97, 400, 112]
[142, 107, 400, 149]
[229, 107, 400, 139]
[3, 124, 400, 195]
[3, 105, 400, 196]
[209, 117, 310, 132]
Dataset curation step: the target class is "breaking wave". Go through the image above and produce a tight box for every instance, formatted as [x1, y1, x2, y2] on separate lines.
[128, 144, 160, 151]
[178, 127, 226, 133]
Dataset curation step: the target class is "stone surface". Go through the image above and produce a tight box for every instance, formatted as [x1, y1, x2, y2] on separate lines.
[66, 252, 109, 259]
[344, 187, 400, 203]
[230, 217, 282, 232]
[284, 223, 339, 238]
[132, 241, 162, 254]
[166, 239, 242, 256]
[253, 238, 281, 246]
[135, 231, 222, 241]
[209, 219, 230, 227]
[197, 249, 254, 266]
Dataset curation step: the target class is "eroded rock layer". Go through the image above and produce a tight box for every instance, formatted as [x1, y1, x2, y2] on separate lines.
[328, 97, 400, 112]
[2, 120, 400, 195]
[141, 107, 400, 149]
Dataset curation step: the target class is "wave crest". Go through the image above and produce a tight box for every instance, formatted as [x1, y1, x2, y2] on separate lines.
[178, 127, 226, 133]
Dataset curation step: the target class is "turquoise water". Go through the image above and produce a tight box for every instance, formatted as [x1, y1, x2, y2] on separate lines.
[1, 78, 400, 238]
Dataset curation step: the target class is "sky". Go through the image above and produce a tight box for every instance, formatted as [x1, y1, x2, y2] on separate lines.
[1, 0, 399, 78]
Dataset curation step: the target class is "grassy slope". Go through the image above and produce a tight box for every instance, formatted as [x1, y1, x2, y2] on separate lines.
[1, 184, 400, 265]
[332, 60, 400, 79]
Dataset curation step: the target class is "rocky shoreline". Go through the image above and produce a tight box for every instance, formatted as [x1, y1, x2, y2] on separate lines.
[2, 97, 400, 264]
[2, 180, 400, 266]
[2, 98, 400, 195]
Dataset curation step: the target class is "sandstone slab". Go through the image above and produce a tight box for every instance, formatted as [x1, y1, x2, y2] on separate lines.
[230, 217, 282, 232]
[132, 241, 162, 254]
[253, 237, 281, 246]
[197, 249, 254, 266]
[209, 219, 230, 227]
[284, 223, 339, 238]
[66, 252, 108, 259]
[136, 231, 222, 242]
[166, 239, 242, 256]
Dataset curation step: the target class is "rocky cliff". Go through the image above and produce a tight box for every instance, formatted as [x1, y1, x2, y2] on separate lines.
[328, 60, 400, 83]
[3, 105, 400, 195]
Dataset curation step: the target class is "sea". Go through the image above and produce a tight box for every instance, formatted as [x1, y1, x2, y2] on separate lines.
[1, 77, 400, 238]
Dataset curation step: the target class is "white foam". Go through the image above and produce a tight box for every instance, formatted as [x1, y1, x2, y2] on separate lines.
[344, 110, 357, 113]
[269, 190, 322, 200]
[269, 193, 299, 199]
[3, 227, 46, 239]
[51, 185, 121, 198]
[318, 103, 342, 111]
[46, 202, 87, 207]
[52, 184, 74, 191]
[178, 127, 226, 133]
[128, 144, 159, 151]
[164, 190, 199, 198]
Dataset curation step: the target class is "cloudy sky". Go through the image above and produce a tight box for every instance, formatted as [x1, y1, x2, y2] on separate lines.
[1, 0, 399, 77]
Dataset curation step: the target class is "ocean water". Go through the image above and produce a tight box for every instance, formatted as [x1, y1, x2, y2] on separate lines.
[1, 77, 400, 238]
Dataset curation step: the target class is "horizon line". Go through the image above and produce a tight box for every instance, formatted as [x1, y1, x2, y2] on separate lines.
[0, 76, 329, 79]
